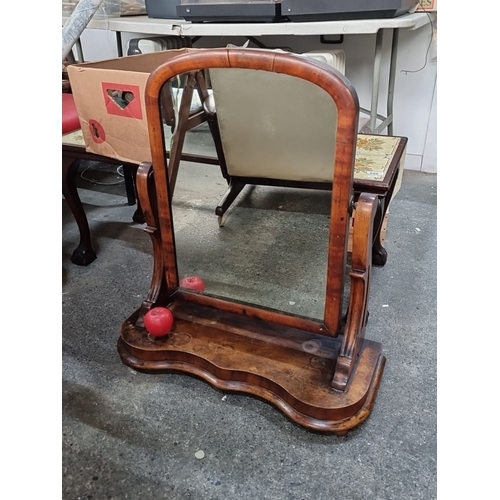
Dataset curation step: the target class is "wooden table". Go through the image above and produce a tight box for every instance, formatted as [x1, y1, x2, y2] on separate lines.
[63, 129, 218, 265]
[63, 130, 406, 267]
[351, 134, 407, 266]
[62, 130, 141, 266]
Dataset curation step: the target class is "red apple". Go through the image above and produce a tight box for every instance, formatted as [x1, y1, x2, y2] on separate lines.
[180, 275, 205, 292]
[143, 307, 174, 337]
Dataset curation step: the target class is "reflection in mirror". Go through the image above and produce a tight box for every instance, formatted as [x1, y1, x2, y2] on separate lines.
[160, 67, 342, 321]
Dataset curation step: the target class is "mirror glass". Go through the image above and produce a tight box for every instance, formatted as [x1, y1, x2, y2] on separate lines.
[159, 68, 341, 321]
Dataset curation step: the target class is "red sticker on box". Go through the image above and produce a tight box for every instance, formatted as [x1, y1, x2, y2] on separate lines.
[101, 82, 143, 119]
[89, 120, 105, 143]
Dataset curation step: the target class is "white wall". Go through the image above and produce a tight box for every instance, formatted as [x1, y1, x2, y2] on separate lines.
[74, 17, 437, 172]
[422, 77, 437, 174]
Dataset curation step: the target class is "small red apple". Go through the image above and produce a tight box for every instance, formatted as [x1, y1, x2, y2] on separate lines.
[180, 275, 205, 292]
[143, 307, 174, 338]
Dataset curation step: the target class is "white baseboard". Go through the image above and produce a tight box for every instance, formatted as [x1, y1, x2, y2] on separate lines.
[405, 153, 437, 174]
[422, 157, 437, 174]
[403, 155, 437, 173]
[404, 154, 423, 171]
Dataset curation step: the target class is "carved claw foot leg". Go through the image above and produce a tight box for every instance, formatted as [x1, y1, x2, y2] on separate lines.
[63, 157, 97, 266]
[70, 244, 97, 266]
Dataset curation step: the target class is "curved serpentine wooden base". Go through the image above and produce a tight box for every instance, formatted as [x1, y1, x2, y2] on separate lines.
[118, 300, 385, 434]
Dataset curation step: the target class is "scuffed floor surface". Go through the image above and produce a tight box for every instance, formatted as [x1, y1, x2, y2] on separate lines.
[62, 163, 437, 500]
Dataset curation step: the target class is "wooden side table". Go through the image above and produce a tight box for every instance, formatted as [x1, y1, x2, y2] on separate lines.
[62, 129, 218, 265]
[352, 134, 407, 266]
[62, 129, 142, 266]
[63, 129, 406, 268]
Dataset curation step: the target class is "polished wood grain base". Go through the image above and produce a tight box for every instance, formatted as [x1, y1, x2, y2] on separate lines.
[118, 300, 385, 434]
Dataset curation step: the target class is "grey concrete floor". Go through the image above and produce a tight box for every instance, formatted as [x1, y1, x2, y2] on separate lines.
[62, 142, 437, 499]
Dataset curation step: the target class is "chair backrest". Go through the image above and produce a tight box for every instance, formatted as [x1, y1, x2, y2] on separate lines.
[209, 62, 338, 183]
[145, 48, 359, 334]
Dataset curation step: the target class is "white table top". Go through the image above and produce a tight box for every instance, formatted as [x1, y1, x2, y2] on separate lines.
[63, 12, 434, 37]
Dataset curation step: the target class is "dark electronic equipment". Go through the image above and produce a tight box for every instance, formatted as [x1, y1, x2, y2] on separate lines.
[174, 0, 419, 23]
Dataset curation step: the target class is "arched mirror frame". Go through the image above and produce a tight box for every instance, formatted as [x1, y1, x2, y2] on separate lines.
[145, 48, 359, 337]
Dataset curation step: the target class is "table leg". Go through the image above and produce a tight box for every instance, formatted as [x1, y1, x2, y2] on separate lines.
[166, 73, 197, 195]
[116, 31, 123, 57]
[122, 164, 136, 206]
[371, 160, 402, 266]
[129, 165, 146, 224]
[387, 28, 399, 136]
[368, 30, 384, 134]
[62, 157, 97, 266]
[371, 197, 387, 267]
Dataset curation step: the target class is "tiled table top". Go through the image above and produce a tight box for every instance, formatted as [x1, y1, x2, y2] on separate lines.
[63, 131, 402, 183]
[353, 135, 401, 182]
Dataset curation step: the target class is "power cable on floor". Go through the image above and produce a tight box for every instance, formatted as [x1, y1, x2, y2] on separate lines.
[80, 164, 125, 185]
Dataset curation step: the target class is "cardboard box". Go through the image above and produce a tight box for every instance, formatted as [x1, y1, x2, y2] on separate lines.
[67, 48, 195, 164]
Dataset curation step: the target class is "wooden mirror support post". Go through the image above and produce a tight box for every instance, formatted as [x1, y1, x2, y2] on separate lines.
[118, 49, 386, 435]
